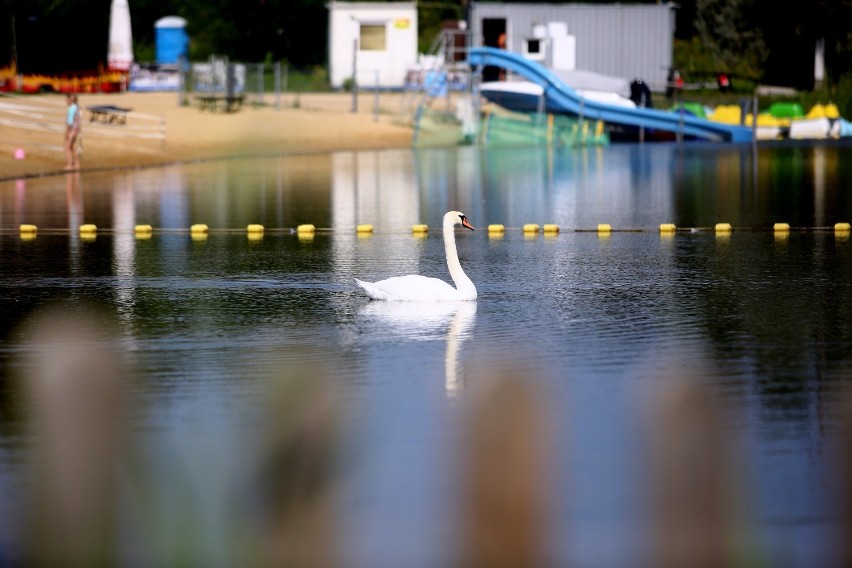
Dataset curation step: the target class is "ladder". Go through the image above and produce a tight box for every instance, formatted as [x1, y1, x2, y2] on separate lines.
[401, 28, 473, 124]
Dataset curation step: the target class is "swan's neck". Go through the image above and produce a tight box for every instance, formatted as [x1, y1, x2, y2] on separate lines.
[444, 217, 476, 297]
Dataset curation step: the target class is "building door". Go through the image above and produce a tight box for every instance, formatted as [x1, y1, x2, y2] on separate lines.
[481, 18, 506, 82]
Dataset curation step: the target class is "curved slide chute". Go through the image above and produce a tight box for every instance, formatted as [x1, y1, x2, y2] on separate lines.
[468, 47, 753, 143]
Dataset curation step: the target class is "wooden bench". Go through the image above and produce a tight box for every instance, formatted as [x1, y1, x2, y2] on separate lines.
[195, 94, 245, 113]
[87, 105, 133, 125]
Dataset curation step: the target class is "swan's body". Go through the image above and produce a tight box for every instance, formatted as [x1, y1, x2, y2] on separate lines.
[355, 211, 477, 302]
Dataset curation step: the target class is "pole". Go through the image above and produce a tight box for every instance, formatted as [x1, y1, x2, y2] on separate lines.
[752, 93, 758, 143]
[258, 62, 264, 105]
[274, 61, 281, 111]
[373, 69, 379, 122]
[177, 55, 185, 106]
[351, 38, 358, 113]
[283, 63, 289, 107]
[10, 16, 19, 90]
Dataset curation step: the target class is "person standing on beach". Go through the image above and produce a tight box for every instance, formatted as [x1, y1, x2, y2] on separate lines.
[65, 94, 81, 170]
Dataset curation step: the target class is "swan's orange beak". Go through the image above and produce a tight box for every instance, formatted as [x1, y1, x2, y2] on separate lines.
[461, 217, 475, 231]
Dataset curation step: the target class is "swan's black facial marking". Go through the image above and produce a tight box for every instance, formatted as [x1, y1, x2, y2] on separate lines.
[459, 214, 475, 231]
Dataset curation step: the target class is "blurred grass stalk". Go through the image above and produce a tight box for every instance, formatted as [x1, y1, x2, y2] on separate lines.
[14, 305, 852, 565]
[18, 306, 126, 566]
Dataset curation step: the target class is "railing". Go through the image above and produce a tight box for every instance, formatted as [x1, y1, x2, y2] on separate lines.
[401, 29, 473, 122]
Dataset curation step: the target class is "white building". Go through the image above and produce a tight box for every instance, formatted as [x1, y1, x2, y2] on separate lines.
[327, 2, 418, 89]
[469, 3, 675, 90]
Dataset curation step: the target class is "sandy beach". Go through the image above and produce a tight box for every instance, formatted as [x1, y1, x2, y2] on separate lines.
[0, 91, 415, 180]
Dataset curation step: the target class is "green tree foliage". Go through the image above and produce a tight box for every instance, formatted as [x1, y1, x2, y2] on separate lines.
[686, 0, 852, 89]
[0, 0, 110, 73]
[130, 0, 329, 67]
[3, 0, 850, 93]
[0, 0, 331, 69]
[694, 0, 767, 80]
[418, 2, 463, 54]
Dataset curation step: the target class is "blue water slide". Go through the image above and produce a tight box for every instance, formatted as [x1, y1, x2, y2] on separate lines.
[468, 47, 753, 143]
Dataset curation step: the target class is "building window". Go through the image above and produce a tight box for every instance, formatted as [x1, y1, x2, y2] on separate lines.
[523, 38, 545, 61]
[360, 24, 386, 51]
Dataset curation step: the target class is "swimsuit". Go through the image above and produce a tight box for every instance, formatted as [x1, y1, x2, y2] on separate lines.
[67, 103, 80, 131]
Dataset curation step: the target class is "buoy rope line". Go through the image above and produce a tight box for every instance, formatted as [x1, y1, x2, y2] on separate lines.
[4, 223, 851, 237]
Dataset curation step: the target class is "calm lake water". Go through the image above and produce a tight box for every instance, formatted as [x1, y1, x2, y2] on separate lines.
[1, 141, 852, 566]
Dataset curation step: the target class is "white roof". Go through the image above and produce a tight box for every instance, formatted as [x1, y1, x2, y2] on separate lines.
[327, 2, 416, 11]
[155, 16, 188, 28]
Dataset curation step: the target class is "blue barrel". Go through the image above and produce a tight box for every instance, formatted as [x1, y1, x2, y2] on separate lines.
[155, 16, 189, 65]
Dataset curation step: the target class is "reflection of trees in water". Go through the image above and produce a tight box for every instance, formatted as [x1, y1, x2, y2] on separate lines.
[673, 144, 848, 229]
[674, 233, 852, 416]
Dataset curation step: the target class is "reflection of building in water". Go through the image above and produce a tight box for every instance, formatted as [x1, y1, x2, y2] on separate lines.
[66, 173, 84, 274]
[549, 145, 675, 229]
[330, 151, 424, 302]
[413, 147, 483, 222]
[153, 166, 190, 230]
[331, 151, 421, 231]
[813, 145, 825, 228]
[112, 174, 137, 330]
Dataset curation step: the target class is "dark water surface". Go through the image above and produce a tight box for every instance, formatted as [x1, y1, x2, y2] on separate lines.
[1, 141, 852, 565]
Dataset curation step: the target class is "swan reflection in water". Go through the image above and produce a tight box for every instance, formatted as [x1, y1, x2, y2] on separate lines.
[358, 301, 477, 396]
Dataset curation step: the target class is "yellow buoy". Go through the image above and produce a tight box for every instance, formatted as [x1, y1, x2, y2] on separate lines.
[191, 232, 208, 242]
[715, 223, 732, 233]
[659, 223, 676, 233]
[487, 224, 505, 233]
[20, 224, 37, 241]
[297, 224, 315, 234]
[247, 224, 264, 234]
[523, 224, 540, 233]
[356, 224, 374, 234]
[135, 225, 153, 240]
[190, 223, 208, 234]
[835, 222, 851, 232]
[412, 224, 428, 234]
[543, 224, 560, 234]
[773, 222, 790, 232]
[597, 223, 612, 234]
[247, 232, 263, 242]
[80, 224, 97, 241]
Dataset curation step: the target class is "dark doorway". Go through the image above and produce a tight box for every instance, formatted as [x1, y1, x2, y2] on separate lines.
[481, 18, 506, 82]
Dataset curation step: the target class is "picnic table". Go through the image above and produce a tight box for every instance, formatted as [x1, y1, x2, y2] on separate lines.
[195, 94, 245, 113]
[87, 105, 132, 125]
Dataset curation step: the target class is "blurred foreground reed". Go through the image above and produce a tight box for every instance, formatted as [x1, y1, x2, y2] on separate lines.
[5, 304, 849, 566]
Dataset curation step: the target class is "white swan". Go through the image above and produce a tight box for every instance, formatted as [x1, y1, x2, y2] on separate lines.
[355, 211, 477, 301]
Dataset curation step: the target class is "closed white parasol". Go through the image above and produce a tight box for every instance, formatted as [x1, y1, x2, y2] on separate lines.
[107, 0, 134, 71]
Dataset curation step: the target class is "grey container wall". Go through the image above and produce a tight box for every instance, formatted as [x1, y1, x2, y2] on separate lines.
[469, 3, 675, 90]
